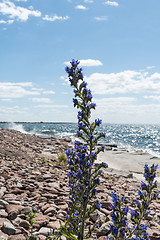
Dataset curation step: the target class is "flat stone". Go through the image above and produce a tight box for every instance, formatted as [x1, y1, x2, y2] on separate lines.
[44, 207, 56, 215]
[47, 220, 61, 230]
[2, 221, 16, 235]
[5, 204, 22, 220]
[21, 206, 32, 215]
[0, 218, 10, 228]
[0, 209, 8, 217]
[34, 214, 50, 228]
[38, 227, 53, 236]
[90, 210, 106, 226]
[0, 199, 9, 206]
[97, 221, 112, 237]
[47, 182, 59, 188]
[19, 220, 30, 229]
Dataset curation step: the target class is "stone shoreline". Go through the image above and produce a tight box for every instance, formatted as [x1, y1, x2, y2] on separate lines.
[0, 129, 160, 239]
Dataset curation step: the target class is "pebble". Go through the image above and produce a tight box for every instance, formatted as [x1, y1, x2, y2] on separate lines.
[2, 221, 16, 235]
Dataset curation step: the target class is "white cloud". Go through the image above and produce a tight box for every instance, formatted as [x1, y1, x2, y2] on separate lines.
[35, 105, 68, 108]
[144, 95, 160, 101]
[85, 70, 160, 95]
[43, 90, 55, 94]
[104, 1, 119, 7]
[0, 82, 39, 98]
[1, 98, 12, 101]
[31, 98, 51, 103]
[93, 97, 160, 124]
[0, 0, 41, 22]
[147, 66, 155, 70]
[83, 0, 94, 3]
[64, 59, 103, 67]
[42, 14, 69, 22]
[15, 0, 27, 2]
[95, 16, 108, 21]
[75, 5, 88, 10]
[0, 19, 14, 24]
[31, 87, 44, 91]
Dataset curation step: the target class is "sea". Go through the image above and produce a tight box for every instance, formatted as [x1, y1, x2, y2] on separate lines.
[0, 122, 160, 158]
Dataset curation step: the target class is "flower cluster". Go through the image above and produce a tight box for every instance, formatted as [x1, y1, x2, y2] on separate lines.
[59, 59, 107, 240]
[107, 164, 159, 239]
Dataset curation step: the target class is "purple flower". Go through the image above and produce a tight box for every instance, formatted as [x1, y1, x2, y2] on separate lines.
[131, 209, 136, 217]
[141, 181, 147, 189]
[73, 98, 78, 105]
[83, 88, 88, 94]
[78, 72, 83, 79]
[111, 226, 118, 235]
[96, 200, 101, 209]
[80, 81, 87, 87]
[135, 200, 140, 206]
[70, 59, 80, 66]
[144, 164, 149, 172]
[92, 189, 97, 193]
[99, 170, 103, 174]
[78, 122, 83, 128]
[77, 131, 81, 137]
[95, 118, 102, 125]
[138, 190, 143, 196]
[102, 162, 108, 168]
[111, 204, 115, 210]
[155, 164, 159, 170]
[90, 135, 94, 140]
[112, 192, 118, 203]
[95, 178, 100, 183]
[123, 206, 129, 214]
[83, 195, 88, 201]
[87, 94, 92, 100]
[91, 152, 97, 158]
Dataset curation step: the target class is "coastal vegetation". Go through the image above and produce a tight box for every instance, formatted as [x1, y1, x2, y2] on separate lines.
[56, 60, 159, 240]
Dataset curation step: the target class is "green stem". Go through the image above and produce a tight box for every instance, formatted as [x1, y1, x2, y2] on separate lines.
[81, 202, 87, 240]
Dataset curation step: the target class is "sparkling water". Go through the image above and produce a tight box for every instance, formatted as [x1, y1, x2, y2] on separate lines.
[0, 122, 160, 157]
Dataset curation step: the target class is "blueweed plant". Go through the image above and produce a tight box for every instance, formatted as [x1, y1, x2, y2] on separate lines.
[107, 163, 159, 240]
[56, 59, 158, 240]
[57, 59, 107, 240]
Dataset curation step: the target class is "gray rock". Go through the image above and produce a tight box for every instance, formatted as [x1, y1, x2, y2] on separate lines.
[97, 221, 112, 237]
[21, 206, 32, 215]
[0, 199, 9, 206]
[2, 221, 16, 235]
[0, 209, 8, 218]
[38, 227, 53, 236]
[47, 182, 59, 188]
[90, 210, 106, 226]
[44, 207, 56, 215]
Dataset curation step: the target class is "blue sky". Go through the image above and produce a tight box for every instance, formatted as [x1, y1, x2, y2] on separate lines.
[0, 0, 160, 124]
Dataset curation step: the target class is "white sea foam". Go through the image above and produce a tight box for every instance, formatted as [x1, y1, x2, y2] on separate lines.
[8, 122, 27, 134]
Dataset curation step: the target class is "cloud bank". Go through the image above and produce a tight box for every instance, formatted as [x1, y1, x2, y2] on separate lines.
[104, 1, 119, 7]
[0, 0, 41, 22]
[42, 14, 69, 22]
[85, 71, 160, 94]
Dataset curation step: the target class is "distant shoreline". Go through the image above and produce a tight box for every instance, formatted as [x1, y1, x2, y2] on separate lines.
[0, 121, 76, 124]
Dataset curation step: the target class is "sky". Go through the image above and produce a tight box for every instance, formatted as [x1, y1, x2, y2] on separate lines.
[0, 0, 160, 124]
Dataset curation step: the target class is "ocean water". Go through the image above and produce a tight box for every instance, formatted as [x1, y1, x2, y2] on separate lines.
[0, 122, 160, 158]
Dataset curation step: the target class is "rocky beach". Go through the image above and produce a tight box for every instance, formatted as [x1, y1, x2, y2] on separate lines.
[0, 128, 160, 240]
